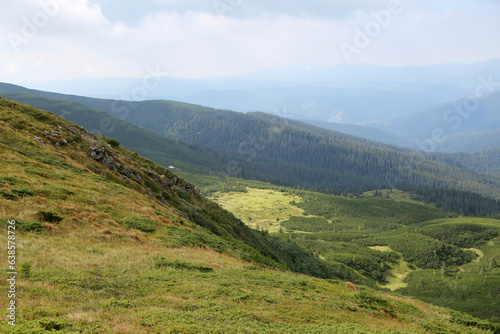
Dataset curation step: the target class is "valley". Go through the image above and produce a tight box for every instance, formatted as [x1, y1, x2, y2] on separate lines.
[211, 188, 306, 233]
[206, 182, 500, 323]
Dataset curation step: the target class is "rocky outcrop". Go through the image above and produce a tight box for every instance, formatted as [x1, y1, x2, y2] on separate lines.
[88, 145, 200, 201]
[88, 146, 119, 171]
[34, 135, 46, 147]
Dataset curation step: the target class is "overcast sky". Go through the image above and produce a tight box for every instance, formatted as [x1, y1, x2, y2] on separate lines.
[1, 0, 499, 83]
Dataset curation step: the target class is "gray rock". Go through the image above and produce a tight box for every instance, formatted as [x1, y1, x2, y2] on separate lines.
[68, 127, 81, 136]
[121, 168, 132, 178]
[89, 146, 107, 161]
[102, 156, 116, 171]
[34, 136, 46, 147]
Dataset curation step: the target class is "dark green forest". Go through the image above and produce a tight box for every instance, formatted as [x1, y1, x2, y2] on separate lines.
[408, 188, 500, 217]
[1, 90, 499, 219]
[426, 148, 500, 175]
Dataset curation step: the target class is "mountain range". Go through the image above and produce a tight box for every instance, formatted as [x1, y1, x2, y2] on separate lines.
[14, 60, 500, 153]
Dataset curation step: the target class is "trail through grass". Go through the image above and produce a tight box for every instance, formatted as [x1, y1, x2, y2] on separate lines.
[369, 246, 413, 291]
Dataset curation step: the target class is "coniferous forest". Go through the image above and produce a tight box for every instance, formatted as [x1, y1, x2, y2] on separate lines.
[2, 91, 499, 219]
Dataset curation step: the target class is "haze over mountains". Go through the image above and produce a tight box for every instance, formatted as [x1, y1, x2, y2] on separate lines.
[16, 60, 500, 152]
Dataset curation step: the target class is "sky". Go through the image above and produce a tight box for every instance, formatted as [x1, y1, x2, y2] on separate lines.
[1, 0, 499, 83]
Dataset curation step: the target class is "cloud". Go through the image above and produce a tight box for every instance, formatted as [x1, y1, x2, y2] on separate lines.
[0, 0, 499, 82]
[91, 0, 402, 22]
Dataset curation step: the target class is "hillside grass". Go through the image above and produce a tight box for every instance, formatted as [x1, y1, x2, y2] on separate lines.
[3, 220, 486, 333]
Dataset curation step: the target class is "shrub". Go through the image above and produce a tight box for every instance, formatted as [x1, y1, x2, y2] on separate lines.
[16, 220, 45, 233]
[153, 257, 213, 272]
[25, 109, 50, 122]
[0, 177, 17, 185]
[12, 187, 35, 197]
[123, 216, 156, 233]
[105, 136, 120, 147]
[38, 318, 67, 331]
[39, 211, 63, 223]
[20, 262, 32, 278]
[102, 298, 136, 309]
[0, 190, 17, 200]
[353, 292, 396, 317]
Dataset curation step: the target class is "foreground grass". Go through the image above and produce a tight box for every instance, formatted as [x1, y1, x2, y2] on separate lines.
[0, 225, 494, 333]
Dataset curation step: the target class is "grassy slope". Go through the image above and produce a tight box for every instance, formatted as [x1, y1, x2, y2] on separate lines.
[2, 98, 495, 332]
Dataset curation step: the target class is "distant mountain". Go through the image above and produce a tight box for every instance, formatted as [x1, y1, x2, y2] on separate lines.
[16, 60, 500, 123]
[232, 60, 500, 88]
[182, 84, 462, 123]
[302, 120, 418, 149]
[379, 92, 500, 152]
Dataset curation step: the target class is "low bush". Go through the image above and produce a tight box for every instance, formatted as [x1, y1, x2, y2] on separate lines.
[16, 220, 45, 233]
[39, 211, 63, 223]
[105, 136, 120, 147]
[12, 187, 35, 197]
[123, 216, 156, 233]
[153, 257, 213, 272]
[0, 190, 17, 200]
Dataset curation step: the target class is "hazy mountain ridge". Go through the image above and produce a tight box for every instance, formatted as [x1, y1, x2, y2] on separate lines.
[380, 92, 500, 152]
[12, 60, 500, 152]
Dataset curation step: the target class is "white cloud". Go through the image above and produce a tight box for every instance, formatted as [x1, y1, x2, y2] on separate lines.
[0, 0, 499, 83]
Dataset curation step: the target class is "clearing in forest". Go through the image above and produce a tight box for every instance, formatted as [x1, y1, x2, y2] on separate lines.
[211, 188, 306, 232]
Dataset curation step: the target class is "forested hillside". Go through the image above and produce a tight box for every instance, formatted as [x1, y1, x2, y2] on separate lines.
[426, 148, 500, 175]
[73, 98, 500, 200]
[1, 87, 499, 217]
